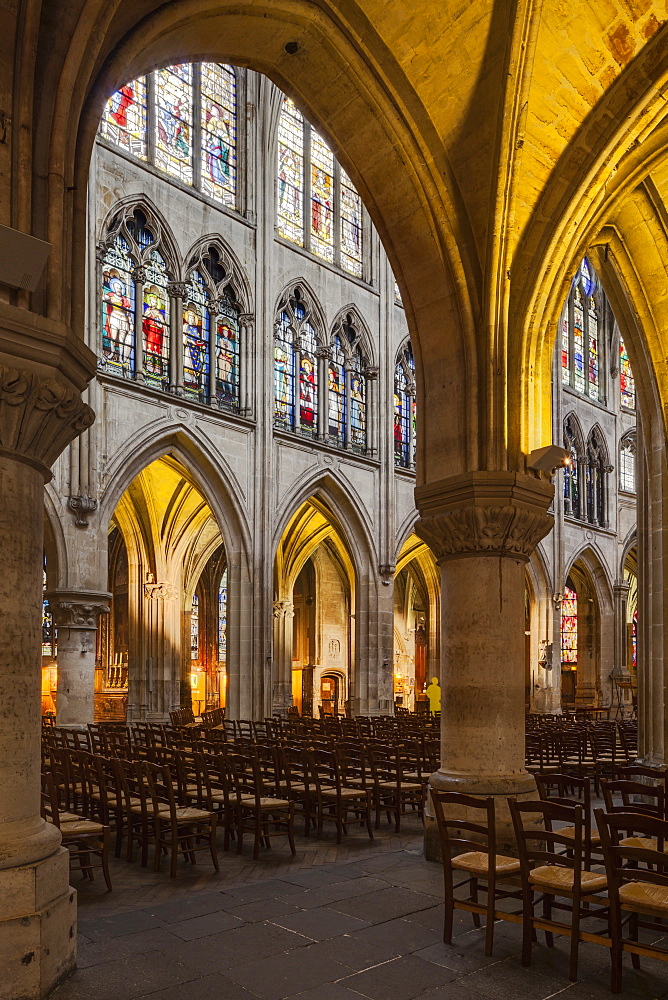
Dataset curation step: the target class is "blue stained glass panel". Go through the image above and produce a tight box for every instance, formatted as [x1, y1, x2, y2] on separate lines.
[101, 236, 135, 376]
[183, 272, 210, 400]
[274, 312, 295, 430]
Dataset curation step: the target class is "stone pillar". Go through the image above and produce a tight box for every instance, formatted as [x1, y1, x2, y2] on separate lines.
[272, 600, 294, 715]
[415, 472, 554, 856]
[46, 592, 110, 726]
[611, 580, 632, 714]
[0, 360, 94, 996]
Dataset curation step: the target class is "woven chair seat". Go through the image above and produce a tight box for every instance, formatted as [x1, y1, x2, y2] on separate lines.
[558, 825, 601, 844]
[452, 851, 521, 876]
[620, 880, 668, 915]
[618, 835, 665, 852]
[377, 780, 422, 791]
[239, 795, 290, 810]
[529, 865, 607, 893]
[59, 818, 105, 835]
[321, 787, 368, 801]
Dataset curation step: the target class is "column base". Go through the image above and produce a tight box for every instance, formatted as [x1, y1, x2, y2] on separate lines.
[0, 848, 76, 999]
[424, 769, 538, 861]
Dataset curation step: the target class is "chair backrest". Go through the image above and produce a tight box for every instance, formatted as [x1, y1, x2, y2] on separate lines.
[508, 798, 585, 887]
[601, 778, 664, 818]
[535, 772, 591, 813]
[430, 789, 495, 867]
[143, 760, 178, 818]
[596, 808, 668, 893]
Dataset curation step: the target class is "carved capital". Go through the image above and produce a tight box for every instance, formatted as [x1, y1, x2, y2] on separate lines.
[68, 494, 98, 527]
[46, 591, 110, 629]
[0, 364, 95, 477]
[415, 473, 554, 563]
[131, 265, 147, 284]
[365, 366, 379, 381]
[167, 281, 188, 299]
[144, 581, 179, 602]
[314, 346, 331, 361]
[273, 600, 294, 619]
[379, 564, 395, 585]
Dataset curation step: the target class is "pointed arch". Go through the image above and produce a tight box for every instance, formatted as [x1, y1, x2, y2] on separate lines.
[329, 304, 374, 367]
[183, 235, 253, 313]
[98, 195, 180, 275]
[564, 545, 614, 616]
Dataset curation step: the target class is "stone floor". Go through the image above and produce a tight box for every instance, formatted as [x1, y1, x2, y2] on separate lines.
[53, 814, 668, 1000]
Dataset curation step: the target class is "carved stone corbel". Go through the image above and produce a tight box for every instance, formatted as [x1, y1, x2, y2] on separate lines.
[68, 495, 98, 527]
[144, 581, 179, 602]
[46, 592, 110, 629]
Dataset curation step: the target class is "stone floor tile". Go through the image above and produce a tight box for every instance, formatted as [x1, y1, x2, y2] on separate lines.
[223, 878, 307, 902]
[287, 985, 367, 1000]
[52, 952, 195, 1000]
[142, 892, 235, 924]
[223, 897, 304, 922]
[77, 910, 164, 941]
[290, 934, 400, 972]
[225, 945, 351, 1000]
[185, 920, 309, 976]
[167, 908, 245, 940]
[136, 973, 260, 1000]
[328, 886, 437, 923]
[75, 927, 183, 969]
[353, 916, 443, 956]
[271, 905, 371, 940]
[337, 954, 456, 1000]
[458, 956, 569, 1000]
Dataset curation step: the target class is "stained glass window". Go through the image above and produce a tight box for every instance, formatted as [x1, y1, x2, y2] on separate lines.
[587, 296, 599, 399]
[155, 64, 193, 184]
[190, 593, 199, 660]
[572, 287, 585, 394]
[349, 350, 366, 451]
[341, 169, 363, 277]
[100, 65, 237, 205]
[218, 570, 228, 664]
[563, 416, 581, 519]
[328, 336, 346, 445]
[394, 341, 415, 468]
[276, 95, 365, 276]
[215, 297, 240, 408]
[142, 250, 170, 388]
[311, 132, 334, 262]
[200, 63, 236, 206]
[620, 337, 636, 410]
[394, 280, 403, 305]
[561, 585, 578, 665]
[101, 236, 135, 375]
[182, 272, 210, 401]
[561, 313, 569, 385]
[277, 97, 304, 245]
[42, 561, 56, 658]
[299, 322, 318, 437]
[620, 434, 635, 493]
[100, 77, 148, 158]
[632, 607, 637, 670]
[274, 310, 296, 430]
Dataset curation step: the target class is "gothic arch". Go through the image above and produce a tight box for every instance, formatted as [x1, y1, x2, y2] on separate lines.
[564, 545, 614, 618]
[183, 235, 253, 313]
[97, 196, 181, 276]
[36, 0, 477, 482]
[329, 304, 375, 369]
[272, 468, 378, 582]
[274, 278, 327, 343]
[98, 426, 252, 565]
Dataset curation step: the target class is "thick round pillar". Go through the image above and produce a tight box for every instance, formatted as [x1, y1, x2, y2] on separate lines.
[0, 359, 95, 997]
[46, 593, 110, 726]
[416, 472, 554, 856]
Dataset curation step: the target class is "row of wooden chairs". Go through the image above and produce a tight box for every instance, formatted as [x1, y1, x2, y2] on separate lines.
[433, 768, 668, 993]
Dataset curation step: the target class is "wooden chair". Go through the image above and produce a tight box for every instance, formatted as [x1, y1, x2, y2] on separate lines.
[508, 798, 608, 982]
[227, 752, 296, 859]
[595, 809, 668, 993]
[305, 749, 373, 844]
[42, 770, 112, 890]
[430, 789, 521, 956]
[535, 772, 600, 869]
[369, 743, 424, 832]
[615, 765, 668, 819]
[142, 760, 219, 876]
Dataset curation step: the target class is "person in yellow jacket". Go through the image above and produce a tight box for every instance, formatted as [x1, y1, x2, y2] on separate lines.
[425, 676, 441, 714]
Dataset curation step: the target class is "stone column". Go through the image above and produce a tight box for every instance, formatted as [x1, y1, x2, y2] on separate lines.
[416, 472, 554, 856]
[0, 360, 94, 996]
[46, 592, 110, 726]
[611, 580, 632, 714]
[272, 600, 294, 715]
